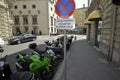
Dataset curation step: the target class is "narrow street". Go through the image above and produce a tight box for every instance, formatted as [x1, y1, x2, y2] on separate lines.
[54, 38, 120, 80]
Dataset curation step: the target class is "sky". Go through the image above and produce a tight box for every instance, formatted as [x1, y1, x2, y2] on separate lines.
[74, 0, 88, 9]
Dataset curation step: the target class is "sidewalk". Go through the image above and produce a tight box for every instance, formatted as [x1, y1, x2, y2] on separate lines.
[53, 39, 120, 80]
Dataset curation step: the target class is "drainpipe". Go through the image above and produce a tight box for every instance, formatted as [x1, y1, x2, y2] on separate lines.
[88, 0, 90, 7]
[107, 5, 117, 62]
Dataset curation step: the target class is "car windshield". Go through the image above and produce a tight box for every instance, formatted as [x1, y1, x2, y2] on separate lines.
[23, 34, 33, 38]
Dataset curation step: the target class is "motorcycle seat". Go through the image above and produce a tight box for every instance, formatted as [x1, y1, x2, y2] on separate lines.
[10, 71, 34, 80]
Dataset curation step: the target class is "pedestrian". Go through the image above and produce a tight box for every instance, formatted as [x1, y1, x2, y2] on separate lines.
[39, 30, 41, 35]
[74, 36, 77, 41]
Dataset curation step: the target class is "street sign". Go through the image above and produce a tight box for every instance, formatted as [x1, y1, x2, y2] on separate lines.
[55, 0, 75, 18]
[56, 18, 75, 29]
[55, 1, 76, 80]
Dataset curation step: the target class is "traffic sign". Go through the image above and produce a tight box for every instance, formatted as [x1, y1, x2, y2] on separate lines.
[56, 18, 75, 29]
[55, 0, 75, 18]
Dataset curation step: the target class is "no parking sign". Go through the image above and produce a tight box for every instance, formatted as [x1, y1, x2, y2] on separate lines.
[55, 0, 75, 18]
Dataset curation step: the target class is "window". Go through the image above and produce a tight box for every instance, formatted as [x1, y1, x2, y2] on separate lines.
[51, 16, 53, 25]
[32, 15, 37, 24]
[24, 26, 28, 33]
[80, 23, 82, 26]
[23, 5, 27, 9]
[19, 11, 22, 14]
[51, 7, 53, 11]
[51, 27, 53, 32]
[54, 18, 56, 26]
[54, 28, 56, 32]
[32, 5, 36, 8]
[23, 16, 28, 24]
[15, 27, 21, 35]
[38, 10, 40, 14]
[14, 16, 19, 25]
[14, 5, 17, 9]
[28, 10, 31, 14]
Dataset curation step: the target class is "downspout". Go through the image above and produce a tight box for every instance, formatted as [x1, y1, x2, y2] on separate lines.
[88, 0, 90, 7]
[47, 0, 49, 35]
[108, 5, 117, 62]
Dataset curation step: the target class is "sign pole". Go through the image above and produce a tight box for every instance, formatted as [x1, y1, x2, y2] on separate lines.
[55, 0, 75, 80]
[64, 29, 67, 80]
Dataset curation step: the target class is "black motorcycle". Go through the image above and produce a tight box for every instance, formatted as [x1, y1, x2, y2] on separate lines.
[0, 55, 35, 80]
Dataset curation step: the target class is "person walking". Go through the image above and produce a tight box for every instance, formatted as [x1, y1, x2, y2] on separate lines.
[74, 35, 77, 41]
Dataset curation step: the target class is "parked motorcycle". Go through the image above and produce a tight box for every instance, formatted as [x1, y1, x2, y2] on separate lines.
[16, 52, 53, 80]
[56, 36, 73, 51]
[10, 71, 35, 80]
[0, 55, 36, 80]
[45, 40, 64, 59]
[29, 43, 60, 66]
[0, 55, 11, 80]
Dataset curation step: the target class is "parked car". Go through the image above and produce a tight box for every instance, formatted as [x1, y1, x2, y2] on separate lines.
[0, 38, 5, 46]
[8, 34, 37, 44]
[0, 37, 4, 52]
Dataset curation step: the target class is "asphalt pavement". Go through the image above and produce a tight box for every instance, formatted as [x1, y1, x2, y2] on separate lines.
[53, 39, 120, 80]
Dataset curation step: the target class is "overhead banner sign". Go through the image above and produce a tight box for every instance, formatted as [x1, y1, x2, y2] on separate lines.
[56, 18, 75, 29]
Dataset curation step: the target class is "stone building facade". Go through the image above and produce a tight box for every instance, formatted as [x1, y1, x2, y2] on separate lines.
[86, 0, 120, 63]
[11, 0, 58, 35]
[0, 0, 15, 39]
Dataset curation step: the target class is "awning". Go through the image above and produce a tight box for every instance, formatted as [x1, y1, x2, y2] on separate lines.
[88, 10, 102, 21]
[84, 18, 91, 25]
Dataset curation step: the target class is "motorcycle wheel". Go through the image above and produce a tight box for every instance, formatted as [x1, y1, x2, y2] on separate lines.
[40, 68, 53, 80]
[51, 58, 58, 67]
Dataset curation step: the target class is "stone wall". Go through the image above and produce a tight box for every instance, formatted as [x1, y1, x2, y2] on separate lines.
[88, 0, 120, 63]
[112, 6, 120, 62]
[99, 0, 112, 57]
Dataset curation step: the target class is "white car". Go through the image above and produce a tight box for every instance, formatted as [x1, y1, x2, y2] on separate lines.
[0, 38, 5, 46]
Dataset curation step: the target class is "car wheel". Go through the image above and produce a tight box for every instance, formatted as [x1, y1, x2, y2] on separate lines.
[32, 38, 36, 41]
[17, 40, 21, 44]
